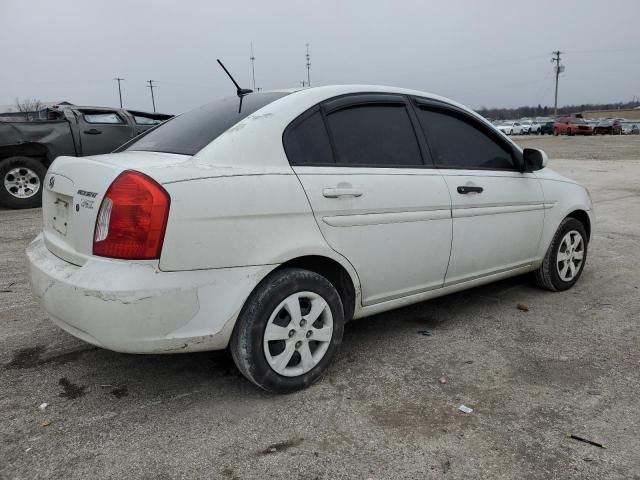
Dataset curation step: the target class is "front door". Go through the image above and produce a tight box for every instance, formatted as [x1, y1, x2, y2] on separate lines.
[284, 94, 453, 306]
[413, 102, 545, 285]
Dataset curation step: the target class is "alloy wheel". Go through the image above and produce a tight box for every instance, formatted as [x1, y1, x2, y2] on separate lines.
[4, 167, 41, 199]
[263, 291, 334, 377]
[556, 230, 585, 282]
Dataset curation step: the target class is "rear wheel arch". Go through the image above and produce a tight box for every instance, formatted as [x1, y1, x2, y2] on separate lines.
[0, 143, 52, 166]
[274, 255, 358, 322]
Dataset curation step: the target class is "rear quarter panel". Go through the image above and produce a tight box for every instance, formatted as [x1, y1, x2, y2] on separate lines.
[159, 173, 348, 272]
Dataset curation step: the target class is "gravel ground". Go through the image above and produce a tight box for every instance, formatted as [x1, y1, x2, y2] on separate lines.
[1, 135, 639, 479]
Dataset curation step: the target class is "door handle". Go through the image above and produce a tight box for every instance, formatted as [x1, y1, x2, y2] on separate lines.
[323, 187, 363, 198]
[84, 128, 102, 135]
[457, 185, 483, 194]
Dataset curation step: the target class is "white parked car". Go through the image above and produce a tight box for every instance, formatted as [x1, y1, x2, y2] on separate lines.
[497, 121, 524, 135]
[27, 85, 593, 393]
[520, 120, 541, 135]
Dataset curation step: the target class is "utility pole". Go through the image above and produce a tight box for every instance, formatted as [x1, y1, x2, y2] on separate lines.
[305, 43, 311, 87]
[146, 80, 156, 112]
[551, 51, 564, 117]
[114, 77, 125, 108]
[250, 42, 256, 91]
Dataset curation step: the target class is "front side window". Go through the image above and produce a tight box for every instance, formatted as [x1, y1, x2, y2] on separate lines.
[83, 112, 124, 124]
[416, 108, 515, 170]
[324, 104, 423, 167]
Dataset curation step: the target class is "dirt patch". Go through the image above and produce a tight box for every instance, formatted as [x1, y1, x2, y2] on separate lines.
[369, 401, 474, 436]
[3, 345, 95, 370]
[110, 386, 129, 398]
[3, 345, 46, 369]
[58, 377, 87, 399]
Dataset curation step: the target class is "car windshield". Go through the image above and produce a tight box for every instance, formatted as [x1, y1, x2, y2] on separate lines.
[126, 92, 290, 155]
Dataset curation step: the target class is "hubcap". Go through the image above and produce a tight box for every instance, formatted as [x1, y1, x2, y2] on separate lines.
[556, 230, 585, 282]
[263, 291, 333, 377]
[4, 167, 41, 199]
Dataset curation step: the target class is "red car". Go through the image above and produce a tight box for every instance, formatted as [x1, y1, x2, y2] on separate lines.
[553, 117, 593, 136]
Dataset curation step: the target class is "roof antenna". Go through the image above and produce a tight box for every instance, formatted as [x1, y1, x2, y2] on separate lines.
[216, 59, 253, 98]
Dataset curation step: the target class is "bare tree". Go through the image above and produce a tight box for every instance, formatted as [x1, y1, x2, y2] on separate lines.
[15, 98, 45, 112]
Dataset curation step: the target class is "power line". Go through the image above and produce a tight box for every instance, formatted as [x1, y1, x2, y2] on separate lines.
[551, 51, 564, 117]
[113, 77, 124, 108]
[146, 80, 157, 112]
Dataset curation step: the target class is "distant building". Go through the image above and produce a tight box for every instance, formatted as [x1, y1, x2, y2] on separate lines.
[581, 108, 640, 120]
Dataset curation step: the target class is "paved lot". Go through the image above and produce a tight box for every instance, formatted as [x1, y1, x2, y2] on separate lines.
[1, 136, 639, 479]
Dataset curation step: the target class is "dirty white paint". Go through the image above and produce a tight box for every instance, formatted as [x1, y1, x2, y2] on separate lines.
[28, 85, 593, 355]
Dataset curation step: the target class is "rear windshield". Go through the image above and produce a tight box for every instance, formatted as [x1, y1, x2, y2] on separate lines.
[126, 92, 289, 155]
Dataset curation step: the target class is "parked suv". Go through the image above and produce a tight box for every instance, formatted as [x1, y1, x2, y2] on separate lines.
[539, 121, 555, 135]
[27, 86, 593, 393]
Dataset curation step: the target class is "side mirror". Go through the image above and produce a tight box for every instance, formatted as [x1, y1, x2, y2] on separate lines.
[523, 148, 548, 172]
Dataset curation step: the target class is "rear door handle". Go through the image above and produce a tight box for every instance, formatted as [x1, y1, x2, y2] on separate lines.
[323, 187, 364, 198]
[457, 185, 483, 194]
[84, 129, 102, 135]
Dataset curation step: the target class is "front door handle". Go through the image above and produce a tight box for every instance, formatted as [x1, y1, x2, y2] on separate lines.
[323, 187, 364, 198]
[84, 128, 102, 135]
[457, 185, 483, 194]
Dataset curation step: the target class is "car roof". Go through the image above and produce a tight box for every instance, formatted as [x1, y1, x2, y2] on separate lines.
[188, 84, 523, 169]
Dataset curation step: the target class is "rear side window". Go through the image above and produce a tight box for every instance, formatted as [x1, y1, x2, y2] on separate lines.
[134, 115, 163, 125]
[127, 92, 288, 155]
[83, 112, 124, 124]
[325, 104, 422, 167]
[284, 110, 334, 165]
[416, 108, 515, 170]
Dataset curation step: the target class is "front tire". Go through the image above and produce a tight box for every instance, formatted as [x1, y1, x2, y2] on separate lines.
[0, 156, 47, 209]
[230, 268, 344, 393]
[534, 217, 588, 291]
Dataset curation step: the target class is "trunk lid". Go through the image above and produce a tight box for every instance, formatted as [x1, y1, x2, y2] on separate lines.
[43, 152, 190, 265]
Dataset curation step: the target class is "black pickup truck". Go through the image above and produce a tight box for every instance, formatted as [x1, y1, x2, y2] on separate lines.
[0, 105, 172, 208]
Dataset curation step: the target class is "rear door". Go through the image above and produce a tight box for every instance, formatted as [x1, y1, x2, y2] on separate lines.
[286, 94, 452, 306]
[412, 99, 545, 286]
[77, 110, 134, 156]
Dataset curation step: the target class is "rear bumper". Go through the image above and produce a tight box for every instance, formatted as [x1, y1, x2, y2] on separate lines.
[27, 234, 270, 353]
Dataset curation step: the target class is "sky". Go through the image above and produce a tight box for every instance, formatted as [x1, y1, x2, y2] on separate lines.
[1, 0, 639, 114]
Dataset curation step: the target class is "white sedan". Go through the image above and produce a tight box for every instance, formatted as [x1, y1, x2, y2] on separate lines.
[27, 85, 593, 393]
[497, 121, 525, 135]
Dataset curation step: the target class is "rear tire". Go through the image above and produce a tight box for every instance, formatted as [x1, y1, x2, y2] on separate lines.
[230, 268, 344, 393]
[0, 156, 47, 209]
[534, 217, 588, 292]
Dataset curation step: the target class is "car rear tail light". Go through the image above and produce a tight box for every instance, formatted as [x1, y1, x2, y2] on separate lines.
[93, 170, 170, 260]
